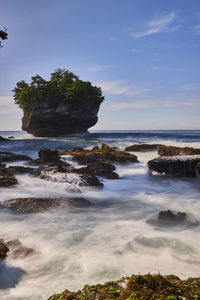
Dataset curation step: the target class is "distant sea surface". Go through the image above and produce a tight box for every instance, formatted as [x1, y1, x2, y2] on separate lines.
[0, 130, 200, 300]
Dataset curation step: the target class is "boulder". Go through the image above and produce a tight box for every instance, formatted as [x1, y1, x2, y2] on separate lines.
[125, 144, 164, 152]
[148, 156, 200, 177]
[80, 175, 104, 187]
[158, 210, 187, 222]
[73, 161, 119, 179]
[0, 197, 93, 213]
[38, 148, 60, 164]
[158, 145, 200, 156]
[7, 166, 40, 176]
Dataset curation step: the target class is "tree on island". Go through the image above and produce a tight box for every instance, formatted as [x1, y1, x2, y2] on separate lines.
[13, 69, 104, 137]
[13, 68, 104, 110]
[0, 27, 8, 47]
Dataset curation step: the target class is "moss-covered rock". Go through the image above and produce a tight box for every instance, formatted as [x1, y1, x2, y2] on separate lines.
[148, 156, 200, 177]
[47, 273, 200, 300]
[60, 144, 138, 164]
[73, 161, 119, 179]
[0, 197, 93, 213]
[158, 145, 200, 156]
[125, 144, 164, 152]
[0, 165, 18, 187]
[0, 241, 9, 262]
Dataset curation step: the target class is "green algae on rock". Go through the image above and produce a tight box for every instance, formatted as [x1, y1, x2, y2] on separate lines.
[158, 145, 200, 156]
[125, 143, 164, 152]
[47, 273, 200, 300]
[0, 164, 18, 187]
[60, 144, 138, 164]
[148, 156, 200, 177]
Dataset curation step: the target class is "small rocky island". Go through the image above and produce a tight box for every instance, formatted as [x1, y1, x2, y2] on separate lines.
[13, 69, 104, 137]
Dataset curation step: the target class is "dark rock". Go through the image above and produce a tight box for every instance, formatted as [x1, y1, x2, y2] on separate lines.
[7, 166, 40, 176]
[73, 161, 119, 179]
[0, 197, 93, 213]
[158, 210, 187, 222]
[158, 145, 200, 156]
[0, 152, 32, 163]
[148, 156, 200, 177]
[8, 136, 14, 139]
[1, 239, 35, 259]
[125, 144, 164, 152]
[195, 162, 200, 177]
[80, 175, 104, 187]
[22, 101, 101, 137]
[60, 143, 138, 164]
[38, 148, 60, 163]
[0, 136, 6, 141]
[0, 165, 18, 187]
[0, 241, 9, 262]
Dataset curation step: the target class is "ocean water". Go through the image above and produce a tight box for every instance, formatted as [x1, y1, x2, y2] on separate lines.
[0, 130, 200, 300]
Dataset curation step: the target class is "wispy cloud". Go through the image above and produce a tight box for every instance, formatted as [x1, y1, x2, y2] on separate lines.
[86, 64, 113, 72]
[131, 12, 177, 38]
[192, 24, 200, 34]
[96, 80, 151, 97]
[105, 101, 158, 110]
[146, 66, 189, 72]
[0, 96, 19, 115]
[180, 84, 200, 91]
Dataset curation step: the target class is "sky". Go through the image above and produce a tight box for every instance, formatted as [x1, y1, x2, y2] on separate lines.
[0, 0, 200, 131]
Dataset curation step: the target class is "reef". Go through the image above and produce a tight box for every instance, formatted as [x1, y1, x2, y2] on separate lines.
[60, 144, 138, 164]
[47, 273, 200, 300]
[0, 151, 32, 163]
[0, 197, 93, 213]
[148, 156, 200, 177]
[158, 145, 200, 156]
[125, 143, 164, 152]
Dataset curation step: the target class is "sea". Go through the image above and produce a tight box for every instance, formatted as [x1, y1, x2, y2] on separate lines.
[0, 130, 200, 300]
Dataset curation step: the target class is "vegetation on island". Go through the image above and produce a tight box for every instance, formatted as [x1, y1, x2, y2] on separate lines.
[13, 68, 104, 110]
[48, 273, 200, 300]
[0, 27, 8, 48]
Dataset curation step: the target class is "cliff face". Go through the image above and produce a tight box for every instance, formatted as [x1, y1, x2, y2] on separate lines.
[22, 102, 100, 137]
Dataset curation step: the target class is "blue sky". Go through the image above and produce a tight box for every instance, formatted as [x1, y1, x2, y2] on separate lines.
[0, 0, 200, 130]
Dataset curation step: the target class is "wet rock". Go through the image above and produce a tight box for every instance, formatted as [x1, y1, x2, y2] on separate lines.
[60, 143, 138, 164]
[0, 152, 32, 163]
[80, 175, 104, 187]
[196, 162, 200, 177]
[73, 161, 119, 179]
[7, 166, 40, 176]
[158, 210, 187, 222]
[0, 165, 18, 187]
[125, 144, 164, 152]
[158, 145, 200, 156]
[38, 148, 60, 164]
[0, 136, 6, 142]
[0, 197, 93, 213]
[148, 156, 200, 177]
[0, 241, 9, 262]
[0, 239, 35, 259]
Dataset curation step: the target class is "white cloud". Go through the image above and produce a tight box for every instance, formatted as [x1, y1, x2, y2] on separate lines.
[105, 101, 157, 110]
[180, 84, 200, 91]
[0, 96, 19, 115]
[146, 66, 189, 72]
[86, 64, 113, 72]
[192, 24, 200, 34]
[131, 12, 177, 38]
[96, 80, 151, 97]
